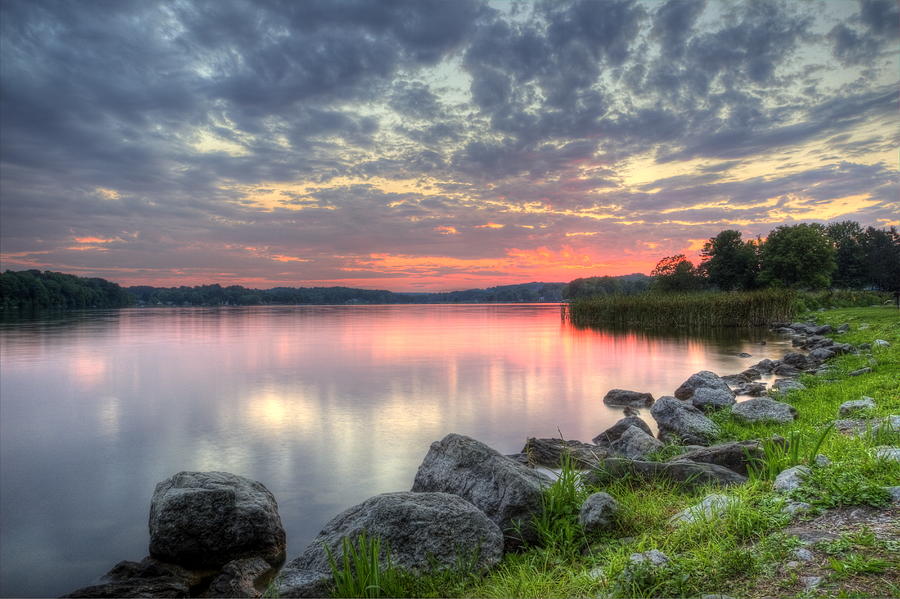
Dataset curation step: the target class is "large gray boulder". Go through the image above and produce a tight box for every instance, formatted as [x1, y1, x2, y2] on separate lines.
[602, 389, 655, 407]
[286, 492, 503, 576]
[650, 396, 720, 445]
[667, 439, 768, 476]
[578, 492, 619, 534]
[732, 398, 797, 424]
[206, 557, 276, 598]
[411, 433, 550, 546]
[149, 471, 286, 569]
[520, 437, 606, 468]
[592, 416, 653, 447]
[583, 458, 746, 490]
[691, 387, 737, 411]
[609, 426, 664, 460]
[674, 371, 734, 401]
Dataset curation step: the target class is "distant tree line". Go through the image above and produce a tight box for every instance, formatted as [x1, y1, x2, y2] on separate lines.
[649, 222, 899, 293]
[561, 274, 652, 299]
[0, 270, 133, 310]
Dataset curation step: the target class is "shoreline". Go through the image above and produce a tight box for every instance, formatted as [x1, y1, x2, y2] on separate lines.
[62, 306, 899, 598]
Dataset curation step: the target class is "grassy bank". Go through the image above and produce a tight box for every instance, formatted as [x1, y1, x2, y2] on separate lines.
[567, 290, 892, 329]
[326, 306, 899, 598]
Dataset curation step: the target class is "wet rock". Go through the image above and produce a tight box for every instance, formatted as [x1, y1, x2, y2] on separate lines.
[673, 371, 733, 401]
[740, 367, 762, 380]
[592, 416, 653, 447]
[602, 389, 655, 407]
[773, 363, 803, 377]
[753, 358, 777, 373]
[650, 396, 720, 445]
[412, 433, 550, 547]
[782, 352, 811, 370]
[670, 494, 739, 525]
[691, 387, 737, 411]
[721, 373, 750, 386]
[579, 492, 620, 534]
[732, 398, 797, 424]
[287, 492, 503, 576]
[520, 437, 606, 469]
[583, 458, 746, 490]
[849, 367, 872, 376]
[734, 382, 767, 397]
[770, 378, 806, 395]
[808, 347, 835, 362]
[774, 465, 810, 493]
[839, 397, 876, 417]
[608, 426, 664, 460]
[206, 557, 275, 598]
[149, 471, 286, 569]
[667, 439, 767, 476]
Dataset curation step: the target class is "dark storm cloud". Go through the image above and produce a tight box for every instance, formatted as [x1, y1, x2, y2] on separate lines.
[828, 0, 899, 66]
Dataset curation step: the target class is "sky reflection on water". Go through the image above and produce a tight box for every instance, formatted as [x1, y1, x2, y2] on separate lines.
[0, 305, 793, 596]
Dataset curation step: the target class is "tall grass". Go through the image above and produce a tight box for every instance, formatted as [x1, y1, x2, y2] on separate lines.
[567, 290, 797, 328]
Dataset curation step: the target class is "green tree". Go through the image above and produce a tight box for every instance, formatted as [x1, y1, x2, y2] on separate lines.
[651, 254, 706, 292]
[759, 224, 836, 289]
[826, 220, 867, 289]
[699, 230, 759, 291]
[861, 226, 900, 292]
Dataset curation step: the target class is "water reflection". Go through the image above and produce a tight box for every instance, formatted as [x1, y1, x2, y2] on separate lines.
[0, 305, 792, 597]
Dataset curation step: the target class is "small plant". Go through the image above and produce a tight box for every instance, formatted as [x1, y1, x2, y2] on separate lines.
[530, 452, 589, 558]
[746, 425, 834, 481]
[791, 465, 891, 509]
[326, 532, 405, 598]
[828, 553, 890, 579]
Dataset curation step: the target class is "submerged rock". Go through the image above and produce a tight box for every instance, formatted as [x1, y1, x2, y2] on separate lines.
[285, 491, 503, 576]
[602, 388, 655, 407]
[411, 433, 550, 547]
[650, 396, 720, 445]
[149, 471, 286, 569]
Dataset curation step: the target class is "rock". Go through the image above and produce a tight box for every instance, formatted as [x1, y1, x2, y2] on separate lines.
[650, 396, 720, 445]
[770, 378, 806, 395]
[773, 363, 802, 377]
[833, 418, 866, 435]
[859, 323, 870, 329]
[830, 342, 855, 355]
[801, 576, 822, 591]
[753, 358, 777, 373]
[701, 595, 736, 599]
[609, 426, 664, 460]
[630, 549, 669, 567]
[836, 323, 850, 333]
[521, 437, 607, 468]
[781, 352, 811, 370]
[668, 439, 766, 476]
[732, 398, 797, 424]
[812, 325, 832, 335]
[873, 339, 891, 347]
[721, 373, 750, 386]
[673, 371, 733, 401]
[602, 389, 654, 407]
[587, 565, 605, 581]
[734, 382, 767, 397]
[839, 397, 876, 416]
[793, 547, 814, 563]
[858, 342, 872, 350]
[740, 367, 762, 380]
[206, 557, 275, 598]
[670, 494, 739, 525]
[63, 579, 190, 598]
[411, 433, 550, 546]
[873, 446, 900, 462]
[782, 501, 812, 516]
[288, 492, 503, 577]
[584, 458, 747, 490]
[885, 486, 900, 503]
[808, 347, 835, 362]
[691, 387, 737, 411]
[273, 568, 332, 598]
[149, 471, 286, 569]
[849, 367, 872, 376]
[592, 416, 653, 447]
[774, 465, 810, 493]
[813, 454, 831, 467]
[578, 492, 620, 534]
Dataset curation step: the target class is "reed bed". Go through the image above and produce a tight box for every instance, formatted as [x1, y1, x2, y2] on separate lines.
[566, 290, 797, 328]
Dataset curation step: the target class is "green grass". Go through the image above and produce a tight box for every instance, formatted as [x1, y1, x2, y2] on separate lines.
[326, 306, 899, 598]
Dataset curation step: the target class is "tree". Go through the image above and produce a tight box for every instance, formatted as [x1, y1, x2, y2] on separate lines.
[699, 230, 759, 291]
[759, 224, 836, 289]
[651, 254, 706, 292]
[826, 221, 867, 289]
[861, 226, 900, 292]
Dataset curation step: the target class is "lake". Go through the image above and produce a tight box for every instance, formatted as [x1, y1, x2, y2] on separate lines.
[0, 304, 793, 596]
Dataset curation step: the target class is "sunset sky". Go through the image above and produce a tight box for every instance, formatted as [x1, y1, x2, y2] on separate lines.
[1, 0, 897, 291]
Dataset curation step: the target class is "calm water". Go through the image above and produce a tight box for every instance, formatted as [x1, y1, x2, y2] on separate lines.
[0, 304, 792, 596]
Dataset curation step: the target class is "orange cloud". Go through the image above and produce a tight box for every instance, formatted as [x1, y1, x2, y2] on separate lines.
[475, 222, 505, 229]
[433, 226, 459, 235]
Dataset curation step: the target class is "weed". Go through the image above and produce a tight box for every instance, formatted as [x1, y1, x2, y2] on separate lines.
[326, 532, 405, 598]
[828, 553, 890, 579]
[530, 453, 590, 558]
